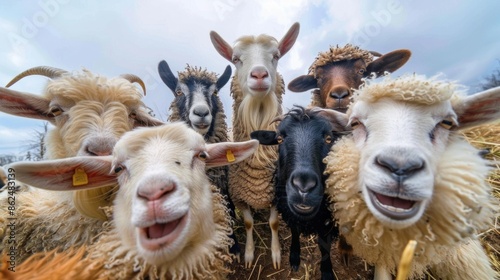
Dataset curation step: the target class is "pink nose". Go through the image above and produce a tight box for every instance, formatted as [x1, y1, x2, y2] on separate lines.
[250, 67, 269, 80]
[137, 182, 175, 201]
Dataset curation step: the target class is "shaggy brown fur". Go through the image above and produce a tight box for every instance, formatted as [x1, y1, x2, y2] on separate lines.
[308, 45, 374, 107]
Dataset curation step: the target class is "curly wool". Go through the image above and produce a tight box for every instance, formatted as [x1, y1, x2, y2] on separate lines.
[324, 134, 496, 278]
[86, 185, 234, 280]
[308, 44, 374, 77]
[228, 75, 284, 209]
[352, 73, 463, 106]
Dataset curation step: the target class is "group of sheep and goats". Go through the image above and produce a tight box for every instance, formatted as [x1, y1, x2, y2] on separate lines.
[0, 22, 498, 280]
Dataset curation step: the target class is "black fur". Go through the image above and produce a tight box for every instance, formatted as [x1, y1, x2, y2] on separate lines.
[252, 106, 345, 280]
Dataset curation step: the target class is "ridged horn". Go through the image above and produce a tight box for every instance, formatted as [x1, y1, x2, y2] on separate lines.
[6, 66, 68, 88]
[120, 74, 146, 96]
[369, 51, 383, 57]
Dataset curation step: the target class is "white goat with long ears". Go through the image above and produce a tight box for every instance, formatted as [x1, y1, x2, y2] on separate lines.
[210, 22, 300, 268]
[0, 66, 162, 261]
[8, 122, 259, 279]
[322, 74, 500, 279]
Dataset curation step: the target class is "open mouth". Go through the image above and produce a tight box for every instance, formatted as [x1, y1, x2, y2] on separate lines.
[368, 190, 420, 220]
[139, 214, 188, 251]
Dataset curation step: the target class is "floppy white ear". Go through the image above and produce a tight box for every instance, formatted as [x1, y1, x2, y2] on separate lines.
[205, 140, 259, 168]
[454, 86, 500, 130]
[7, 156, 117, 191]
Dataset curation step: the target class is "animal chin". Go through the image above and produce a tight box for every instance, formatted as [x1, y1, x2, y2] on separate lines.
[138, 213, 188, 252]
[194, 123, 209, 130]
[367, 189, 421, 221]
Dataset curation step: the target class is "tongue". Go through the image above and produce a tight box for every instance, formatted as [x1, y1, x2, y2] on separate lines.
[147, 219, 180, 239]
[375, 193, 415, 209]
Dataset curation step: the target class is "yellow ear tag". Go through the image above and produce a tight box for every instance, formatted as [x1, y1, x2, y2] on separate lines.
[73, 168, 89, 186]
[226, 149, 235, 162]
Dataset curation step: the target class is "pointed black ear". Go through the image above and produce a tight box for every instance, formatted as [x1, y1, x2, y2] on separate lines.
[216, 65, 232, 90]
[288, 75, 318, 92]
[250, 130, 278, 145]
[365, 49, 411, 77]
[158, 60, 178, 94]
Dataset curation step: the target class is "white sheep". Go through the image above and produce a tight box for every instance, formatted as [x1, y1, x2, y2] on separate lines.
[210, 22, 300, 268]
[0, 66, 162, 262]
[7, 122, 259, 279]
[321, 74, 500, 279]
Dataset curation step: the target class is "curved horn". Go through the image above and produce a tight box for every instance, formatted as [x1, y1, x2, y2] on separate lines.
[369, 51, 383, 57]
[120, 74, 146, 96]
[270, 115, 285, 124]
[6, 66, 68, 88]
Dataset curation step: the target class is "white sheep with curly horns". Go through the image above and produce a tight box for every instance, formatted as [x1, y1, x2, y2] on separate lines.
[320, 74, 500, 279]
[7, 122, 259, 279]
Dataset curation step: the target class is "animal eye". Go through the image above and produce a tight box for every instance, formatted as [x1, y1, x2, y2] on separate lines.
[273, 53, 280, 60]
[232, 56, 240, 64]
[176, 89, 183, 96]
[129, 111, 137, 119]
[197, 151, 208, 161]
[439, 119, 454, 130]
[213, 89, 218, 96]
[358, 68, 366, 75]
[48, 106, 63, 117]
[325, 135, 333, 144]
[350, 119, 361, 129]
[276, 135, 284, 144]
[113, 165, 124, 174]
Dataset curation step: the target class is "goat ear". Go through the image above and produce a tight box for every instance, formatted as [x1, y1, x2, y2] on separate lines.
[216, 65, 232, 90]
[210, 31, 233, 62]
[454, 86, 500, 130]
[133, 107, 164, 127]
[158, 60, 178, 94]
[205, 140, 259, 167]
[365, 49, 411, 77]
[0, 87, 53, 121]
[6, 156, 117, 191]
[315, 108, 350, 131]
[250, 130, 278, 145]
[278, 22, 300, 57]
[288, 75, 318, 92]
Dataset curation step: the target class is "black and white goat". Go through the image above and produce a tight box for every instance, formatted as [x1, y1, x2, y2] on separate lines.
[251, 106, 349, 280]
[157, 60, 242, 255]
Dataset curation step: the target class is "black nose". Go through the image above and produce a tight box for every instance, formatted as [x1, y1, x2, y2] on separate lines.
[290, 171, 318, 194]
[193, 107, 209, 118]
[375, 155, 424, 180]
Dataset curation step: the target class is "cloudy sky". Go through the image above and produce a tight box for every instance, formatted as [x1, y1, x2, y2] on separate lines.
[1, 0, 499, 157]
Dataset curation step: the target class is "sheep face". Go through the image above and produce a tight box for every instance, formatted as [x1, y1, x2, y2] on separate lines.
[348, 97, 456, 229]
[111, 126, 215, 265]
[313, 59, 366, 111]
[288, 46, 411, 112]
[159, 61, 231, 137]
